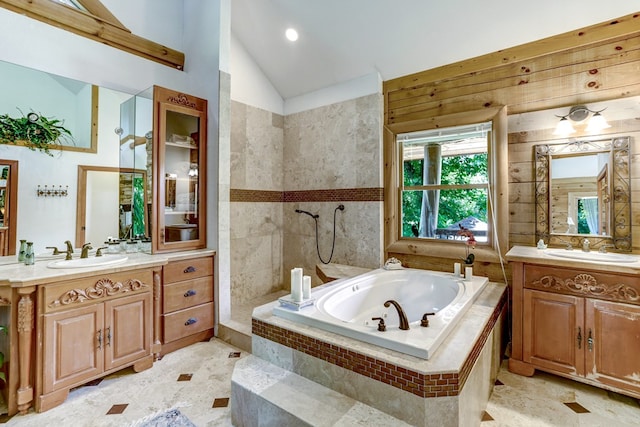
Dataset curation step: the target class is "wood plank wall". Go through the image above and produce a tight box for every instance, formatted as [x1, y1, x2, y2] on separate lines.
[384, 14, 640, 124]
[383, 12, 640, 282]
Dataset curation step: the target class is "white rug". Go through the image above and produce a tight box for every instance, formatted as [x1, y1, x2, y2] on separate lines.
[130, 407, 196, 427]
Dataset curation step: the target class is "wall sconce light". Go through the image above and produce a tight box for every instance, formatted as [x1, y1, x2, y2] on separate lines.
[553, 105, 611, 136]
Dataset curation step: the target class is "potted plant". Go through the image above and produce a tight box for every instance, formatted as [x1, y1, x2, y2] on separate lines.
[0, 110, 72, 156]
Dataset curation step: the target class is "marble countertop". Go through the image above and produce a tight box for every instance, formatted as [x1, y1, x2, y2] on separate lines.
[0, 248, 215, 288]
[506, 245, 640, 274]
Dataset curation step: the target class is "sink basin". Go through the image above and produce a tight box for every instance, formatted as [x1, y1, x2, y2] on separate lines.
[47, 255, 128, 269]
[545, 249, 638, 263]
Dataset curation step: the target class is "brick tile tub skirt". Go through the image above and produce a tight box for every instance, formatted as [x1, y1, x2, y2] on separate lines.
[252, 288, 507, 398]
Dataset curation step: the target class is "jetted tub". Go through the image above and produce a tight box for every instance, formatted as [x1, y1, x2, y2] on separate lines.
[273, 268, 488, 359]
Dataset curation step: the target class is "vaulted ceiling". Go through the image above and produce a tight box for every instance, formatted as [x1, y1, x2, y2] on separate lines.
[230, 0, 639, 99]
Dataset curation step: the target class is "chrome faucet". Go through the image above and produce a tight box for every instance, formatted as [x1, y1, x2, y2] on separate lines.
[80, 243, 92, 259]
[384, 300, 410, 330]
[582, 238, 590, 252]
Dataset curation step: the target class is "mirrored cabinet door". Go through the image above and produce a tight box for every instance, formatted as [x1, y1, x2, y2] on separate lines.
[153, 87, 207, 252]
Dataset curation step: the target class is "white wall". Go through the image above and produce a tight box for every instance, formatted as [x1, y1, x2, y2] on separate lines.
[0, 1, 224, 254]
[230, 33, 284, 114]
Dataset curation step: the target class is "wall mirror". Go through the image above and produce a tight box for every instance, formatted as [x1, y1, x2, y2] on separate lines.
[535, 137, 631, 251]
[0, 59, 98, 152]
[0, 56, 135, 258]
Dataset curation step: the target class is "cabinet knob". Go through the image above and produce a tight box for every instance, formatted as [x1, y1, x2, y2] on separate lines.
[184, 289, 197, 297]
[184, 317, 198, 326]
[184, 266, 196, 274]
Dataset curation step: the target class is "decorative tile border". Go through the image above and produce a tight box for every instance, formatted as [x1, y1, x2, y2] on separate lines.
[253, 288, 507, 398]
[230, 187, 384, 203]
[230, 189, 283, 202]
[283, 188, 383, 202]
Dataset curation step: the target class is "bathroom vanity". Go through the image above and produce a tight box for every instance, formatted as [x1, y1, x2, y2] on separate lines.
[506, 246, 640, 399]
[0, 249, 215, 416]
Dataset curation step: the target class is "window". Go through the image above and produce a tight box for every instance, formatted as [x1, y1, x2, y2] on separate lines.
[384, 107, 508, 262]
[400, 122, 491, 243]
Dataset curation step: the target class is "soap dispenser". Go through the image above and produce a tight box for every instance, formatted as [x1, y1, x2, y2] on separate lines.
[18, 239, 26, 262]
[24, 242, 34, 265]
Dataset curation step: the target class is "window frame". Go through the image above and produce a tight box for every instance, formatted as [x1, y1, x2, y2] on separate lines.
[384, 107, 508, 263]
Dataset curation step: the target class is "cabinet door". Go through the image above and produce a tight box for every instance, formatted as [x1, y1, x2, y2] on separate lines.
[43, 304, 104, 393]
[104, 293, 151, 371]
[153, 87, 207, 253]
[523, 289, 585, 376]
[585, 299, 640, 394]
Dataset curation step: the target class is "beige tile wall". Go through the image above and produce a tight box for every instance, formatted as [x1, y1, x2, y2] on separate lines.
[230, 93, 384, 304]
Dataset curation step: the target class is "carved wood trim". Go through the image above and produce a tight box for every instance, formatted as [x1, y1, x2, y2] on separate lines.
[17, 295, 33, 333]
[531, 273, 640, 303]
[0, 296, 11, 306]
[166, 93, 198, 109]
[48, 278, 148, 308]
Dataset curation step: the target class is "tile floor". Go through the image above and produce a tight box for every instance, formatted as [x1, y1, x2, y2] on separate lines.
[1, 336, 638, 426]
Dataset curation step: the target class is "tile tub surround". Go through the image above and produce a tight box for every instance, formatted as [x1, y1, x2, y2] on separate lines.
[235, 281, 507, 425]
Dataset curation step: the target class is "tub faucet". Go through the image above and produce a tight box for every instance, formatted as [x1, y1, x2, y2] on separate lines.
[384, 300, 410, 330]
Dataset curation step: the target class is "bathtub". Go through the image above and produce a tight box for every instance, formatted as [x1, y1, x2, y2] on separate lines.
[272, 268, 488, 359]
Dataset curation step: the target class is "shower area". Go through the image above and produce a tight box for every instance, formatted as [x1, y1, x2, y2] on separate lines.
[226, 94, 384, 347]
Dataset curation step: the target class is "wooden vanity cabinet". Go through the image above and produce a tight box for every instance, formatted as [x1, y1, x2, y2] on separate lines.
[161, 255, 214, 355]
[36, 269, 154, 412]
[152, 86, 207, 253]
[511, 261, 640, 398]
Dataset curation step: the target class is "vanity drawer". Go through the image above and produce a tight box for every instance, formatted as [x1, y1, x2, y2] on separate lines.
[164, 257, 213, 284]
[163, 276, 213, 313]
[163, 302, 214, 342]
[524, 264, 640, 306]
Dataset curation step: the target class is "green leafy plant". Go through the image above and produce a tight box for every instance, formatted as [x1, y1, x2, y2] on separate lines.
[0, 110, 73, 156]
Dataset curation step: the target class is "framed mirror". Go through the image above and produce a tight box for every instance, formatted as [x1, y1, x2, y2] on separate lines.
[535, 137, 631, 251]
[0, 160, 18, 256]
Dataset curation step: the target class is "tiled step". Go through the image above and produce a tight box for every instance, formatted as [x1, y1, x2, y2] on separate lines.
[231, 355, 410, 427]
[218, 321, 252, 353]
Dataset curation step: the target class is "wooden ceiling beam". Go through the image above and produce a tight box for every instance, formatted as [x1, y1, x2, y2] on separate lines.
[76, 0, 129, 32]
[0, 0, 185, 70]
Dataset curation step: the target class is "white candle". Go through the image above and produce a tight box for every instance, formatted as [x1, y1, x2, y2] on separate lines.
[453, 263, 461, 277]
[291, 268, 303, 302]
[303, 275, 311, 300]
[465, 266, 473, 281]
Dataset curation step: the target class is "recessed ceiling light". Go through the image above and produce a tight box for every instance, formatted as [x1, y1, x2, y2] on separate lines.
[285, 28, 298, 42]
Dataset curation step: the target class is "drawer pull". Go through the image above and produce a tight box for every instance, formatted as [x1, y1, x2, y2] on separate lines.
[185, 317, 198, 326]
[184, 266, 196, 274]
[184, 289, 197, 297]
